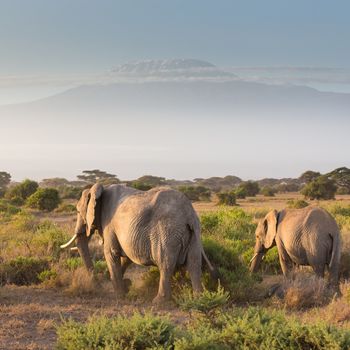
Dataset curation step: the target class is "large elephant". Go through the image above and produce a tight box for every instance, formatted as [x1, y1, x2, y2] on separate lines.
[61, 184, 217, 303]
[250, 207, 341, 288]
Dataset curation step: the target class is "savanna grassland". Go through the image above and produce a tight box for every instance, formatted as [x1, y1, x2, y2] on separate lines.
[1, 192, 350, 349]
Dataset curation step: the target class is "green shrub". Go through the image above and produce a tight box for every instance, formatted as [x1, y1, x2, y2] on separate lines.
[175, 307, 350, 349]
[32, 220, 70, 260]
[201, 208, 256, 240]
[93, 260, 109, 277]
[5, 179, 38, 203]
[59, 186, 82, 200]
[65, 257, 84, 271]
[8, 196, 25, 206]
[56, 308, 350, 350]
[260, 186, 276, 197]
[0, 199, 21, 216]
[56, 313, 177, 350]
[175, 284, 229, 314]
[38, 269, 58, 283]
[321, 204, 350, 231]
[202, 237, 258, 301]
[0, 256, 49, 285]
[129, 181, 153, 191]
[178, 186, 211, 201]
[327, 203, 350, 217]
[235, 186, 247, 199]
[287, 199, 309, 209]
[301, 176, 337, 200]
[217, 191, 236, 206]
[55, 203, 76, 213]
[236, 181, 260, 197]
[26, 187, 60, 211]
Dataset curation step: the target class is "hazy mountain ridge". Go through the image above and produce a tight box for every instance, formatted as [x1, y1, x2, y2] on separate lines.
[2, 79, 350, 123]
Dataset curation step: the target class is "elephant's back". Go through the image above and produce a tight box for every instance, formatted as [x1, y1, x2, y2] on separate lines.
[303, 207, 340, 236]
[118, 187, 195, 219]
[114, 188, 196, 265]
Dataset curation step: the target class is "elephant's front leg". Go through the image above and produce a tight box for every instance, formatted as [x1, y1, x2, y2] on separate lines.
[103, 234, 125, 297]
[276, 239, 294, 280]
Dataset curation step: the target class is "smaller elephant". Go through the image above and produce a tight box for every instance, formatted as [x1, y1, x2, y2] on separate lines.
[250, 207, 341, 289]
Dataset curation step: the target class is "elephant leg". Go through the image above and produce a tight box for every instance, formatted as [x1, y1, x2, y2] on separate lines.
[121, 256, 132, 277]
[103, 234, 125, 297]
[276, 241, 294, 279]
[186, 237, 203, 294]
[152, 267, 173, 304]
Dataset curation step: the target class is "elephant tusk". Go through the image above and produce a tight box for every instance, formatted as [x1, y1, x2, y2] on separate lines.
[60, 233, 78, 249]
[70, 247, 79, 251]
[249, 253, 259, 264]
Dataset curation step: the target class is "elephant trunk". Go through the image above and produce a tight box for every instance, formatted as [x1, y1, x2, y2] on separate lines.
[61, 213, 94, 271]
[249, 252, 264, 273]
[249, 242, 266, 273]
[76, 234, 94, 271]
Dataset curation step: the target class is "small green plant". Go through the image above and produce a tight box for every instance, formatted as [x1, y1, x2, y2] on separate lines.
[55, 203, 76, 213]
[0, 256, 49, 285]
[175, 284, 229, 314]
[287, 199, 309, 209]
[93, 260, 109, 276]
[38, 269, 58, 283]
[65, 257, 83, 271]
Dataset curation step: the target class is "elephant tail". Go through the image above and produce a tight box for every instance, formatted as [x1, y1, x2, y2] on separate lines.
[201, 246, 220, 281]
[190, 215, 220, 281]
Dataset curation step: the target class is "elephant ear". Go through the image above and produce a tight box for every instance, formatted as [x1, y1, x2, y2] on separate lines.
[76, 189, 90, 221]
[86, 183, 104, 236]
[263, 210, 278, 249]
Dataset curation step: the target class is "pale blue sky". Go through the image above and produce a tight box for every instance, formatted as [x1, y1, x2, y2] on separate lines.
[1, 0, 350, 74]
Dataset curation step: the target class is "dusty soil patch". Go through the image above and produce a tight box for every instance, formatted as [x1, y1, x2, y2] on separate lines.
[0, 284, 188, 350]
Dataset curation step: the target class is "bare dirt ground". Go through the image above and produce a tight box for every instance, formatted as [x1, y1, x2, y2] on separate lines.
[0, 272, 188, 350]
[2, 193, 350, 349]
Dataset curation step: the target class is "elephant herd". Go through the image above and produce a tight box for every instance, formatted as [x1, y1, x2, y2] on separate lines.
[61, 184, 342, 303]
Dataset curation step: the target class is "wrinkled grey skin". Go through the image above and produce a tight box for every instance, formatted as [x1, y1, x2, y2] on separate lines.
[62, 184, 217, 304]
[250, 207, 341, 289]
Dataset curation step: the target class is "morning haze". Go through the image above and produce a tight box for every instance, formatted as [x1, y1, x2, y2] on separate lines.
[0, 1, 349, 181]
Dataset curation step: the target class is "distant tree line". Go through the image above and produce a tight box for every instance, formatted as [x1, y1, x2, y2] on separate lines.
[0, 167, 349, 211]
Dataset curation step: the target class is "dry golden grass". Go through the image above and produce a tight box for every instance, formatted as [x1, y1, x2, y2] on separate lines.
[64, 267, 98, 296]
[281, 274, 329, 310]
[36, 318, 55, 336]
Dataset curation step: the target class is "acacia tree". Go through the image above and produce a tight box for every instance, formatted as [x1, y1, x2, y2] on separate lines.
[299, 170, 321, 184]
[326, 167, 350, 194]
[77, 170, 119, 185]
